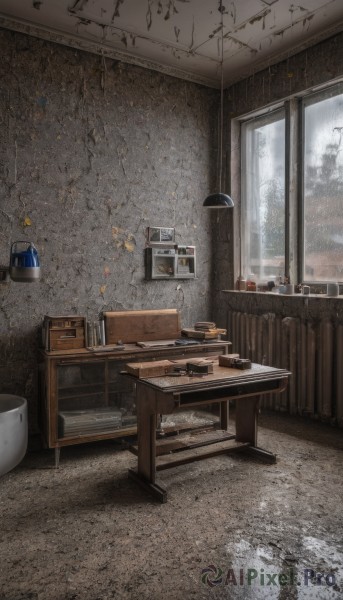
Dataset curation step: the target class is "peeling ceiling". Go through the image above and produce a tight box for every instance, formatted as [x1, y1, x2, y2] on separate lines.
[0, 0, 342, 87]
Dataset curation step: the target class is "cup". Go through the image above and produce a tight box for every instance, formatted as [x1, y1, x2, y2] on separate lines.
[327, 283, 339, 297]
[302, 285, 310, 295]
[284, 284, 294, 295]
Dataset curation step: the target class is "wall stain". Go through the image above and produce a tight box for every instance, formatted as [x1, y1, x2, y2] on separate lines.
[112, 227, 136, 252]
[0, 29, 214, 432]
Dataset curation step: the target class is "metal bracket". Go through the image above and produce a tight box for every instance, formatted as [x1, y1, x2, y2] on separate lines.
[0, 267, 10, 283]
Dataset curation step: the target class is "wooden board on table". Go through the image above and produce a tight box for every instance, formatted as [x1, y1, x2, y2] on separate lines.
[136, 339, 177, 348]
[125, 359, 173, 378]
[104, 309, 181, 344]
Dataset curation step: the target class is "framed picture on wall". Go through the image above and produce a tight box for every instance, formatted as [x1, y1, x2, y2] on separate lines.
[147, 227, 175, 244]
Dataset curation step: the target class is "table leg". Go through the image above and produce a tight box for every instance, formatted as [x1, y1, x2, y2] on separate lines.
[235, 397, 258, 445]
[235, 396, 276, 463]
[54, 447, 60, 469]
[128, 385, 168, 502]
[220, 400, 229, 430]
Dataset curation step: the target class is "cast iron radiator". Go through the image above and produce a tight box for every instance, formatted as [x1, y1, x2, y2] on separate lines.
[227, 311, 343, 427]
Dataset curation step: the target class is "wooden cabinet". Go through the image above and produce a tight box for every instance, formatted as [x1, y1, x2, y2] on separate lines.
[39, 341, 230, 466]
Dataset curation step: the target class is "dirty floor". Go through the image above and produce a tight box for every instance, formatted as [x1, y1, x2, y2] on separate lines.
[1, 411, 343, 600]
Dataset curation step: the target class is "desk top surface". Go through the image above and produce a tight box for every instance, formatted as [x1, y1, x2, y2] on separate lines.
[40, 340, 229, 358]
[138, 361, 290, 393]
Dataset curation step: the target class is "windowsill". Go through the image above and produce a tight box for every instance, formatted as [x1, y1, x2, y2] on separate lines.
[221, 290, 343, 299]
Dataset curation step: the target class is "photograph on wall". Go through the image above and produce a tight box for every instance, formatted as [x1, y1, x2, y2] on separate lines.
[147, 227, 175, 244]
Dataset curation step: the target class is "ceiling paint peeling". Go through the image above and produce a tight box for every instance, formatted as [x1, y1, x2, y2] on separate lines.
[227, 34, 258, 54]
[69, 0, 89, 12]
[189, 16, 194, 49]
[146, 2, 152, 30]
[228, 2, 237, 26]
[290, 4, 308, 13]
[302, 13, 315, 28]
[0, 0, 342, 88]
[112, 0, 126, 20]
[234, 8, 271, 32]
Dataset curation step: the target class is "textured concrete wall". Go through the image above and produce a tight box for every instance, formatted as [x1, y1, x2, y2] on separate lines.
[0, 30, 219, 432]
[213, 32, 343, 329]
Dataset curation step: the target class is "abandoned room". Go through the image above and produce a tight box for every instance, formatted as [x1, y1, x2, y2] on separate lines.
[0, 0, 343, 598]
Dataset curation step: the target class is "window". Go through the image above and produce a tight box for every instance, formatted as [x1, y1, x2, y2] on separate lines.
[303, 87, 343, 282]
[241, 110, 285, 282]
[240, 82, 343, 285]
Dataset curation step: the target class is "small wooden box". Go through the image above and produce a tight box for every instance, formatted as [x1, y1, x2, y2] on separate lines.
[43, 316, 86, 351]
[125, 360, 173, 378]
[218, 354, 240, 367]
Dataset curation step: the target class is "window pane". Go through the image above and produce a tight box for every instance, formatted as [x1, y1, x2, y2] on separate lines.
[303, 85, 343, 282]
[241, 110, 285, 283]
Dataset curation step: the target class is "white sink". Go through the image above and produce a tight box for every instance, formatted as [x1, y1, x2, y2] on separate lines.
[0, 395, 28, 476]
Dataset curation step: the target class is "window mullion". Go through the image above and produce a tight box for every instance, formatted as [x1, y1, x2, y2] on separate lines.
[286, 98, 300, 285]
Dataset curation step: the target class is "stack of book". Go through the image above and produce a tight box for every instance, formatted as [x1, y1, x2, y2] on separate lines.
[181, 322, 227, 340]
[58, 408, 123, 437]
[194, 322, 216, 331]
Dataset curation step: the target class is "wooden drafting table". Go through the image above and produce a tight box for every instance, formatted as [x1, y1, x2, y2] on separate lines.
[125, 359, 290, 502]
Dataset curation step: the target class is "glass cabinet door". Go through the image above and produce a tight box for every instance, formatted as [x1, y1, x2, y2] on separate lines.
[56, 359, 136, 440]
[108, 359, 137, 430]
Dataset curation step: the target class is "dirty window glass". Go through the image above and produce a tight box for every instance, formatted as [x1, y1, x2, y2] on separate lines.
[303, 85, 343, 282]
[241, 110, 285, 284]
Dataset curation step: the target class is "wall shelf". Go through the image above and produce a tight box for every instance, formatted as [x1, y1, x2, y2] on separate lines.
[145, 245, 196, 280]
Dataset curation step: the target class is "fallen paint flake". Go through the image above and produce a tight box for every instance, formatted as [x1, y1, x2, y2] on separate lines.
[124, 239, 135, 252]
[23, 216, 32, 227]
[112, 226, 135, 251]
[100, 285, 106, 295]
[112, 226, 124, 238]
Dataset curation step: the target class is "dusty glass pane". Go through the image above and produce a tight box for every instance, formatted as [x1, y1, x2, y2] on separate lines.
[242, 110, 285, 283]
[303, 87, 343, 282]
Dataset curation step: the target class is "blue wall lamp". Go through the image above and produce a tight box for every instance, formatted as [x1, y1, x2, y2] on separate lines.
[0, 241, 41, 283]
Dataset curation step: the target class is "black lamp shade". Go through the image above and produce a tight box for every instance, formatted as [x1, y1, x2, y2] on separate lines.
[203, 193, 234, 208]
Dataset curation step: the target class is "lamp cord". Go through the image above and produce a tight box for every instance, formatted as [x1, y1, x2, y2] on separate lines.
[219, 0, 224, 194]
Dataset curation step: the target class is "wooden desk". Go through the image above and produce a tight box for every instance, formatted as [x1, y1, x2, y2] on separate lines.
[127, 360, 290, 502]
[39, 341, 229, 466]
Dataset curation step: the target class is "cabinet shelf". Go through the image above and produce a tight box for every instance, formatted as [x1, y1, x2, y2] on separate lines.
[57, 382, 104, 392]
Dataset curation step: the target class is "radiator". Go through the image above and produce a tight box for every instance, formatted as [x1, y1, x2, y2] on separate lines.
[227, 311, 343, 426]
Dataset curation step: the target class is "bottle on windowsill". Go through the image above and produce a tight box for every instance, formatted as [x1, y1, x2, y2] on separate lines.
[236, 276, 247, 291]
[246, 274, 256, 292]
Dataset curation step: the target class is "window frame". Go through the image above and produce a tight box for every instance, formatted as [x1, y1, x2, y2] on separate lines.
[240, 107, 287, 284]
[236, 80, 343, 287]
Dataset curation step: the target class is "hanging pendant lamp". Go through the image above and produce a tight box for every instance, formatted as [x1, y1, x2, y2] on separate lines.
[203, 0, 234, 209]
